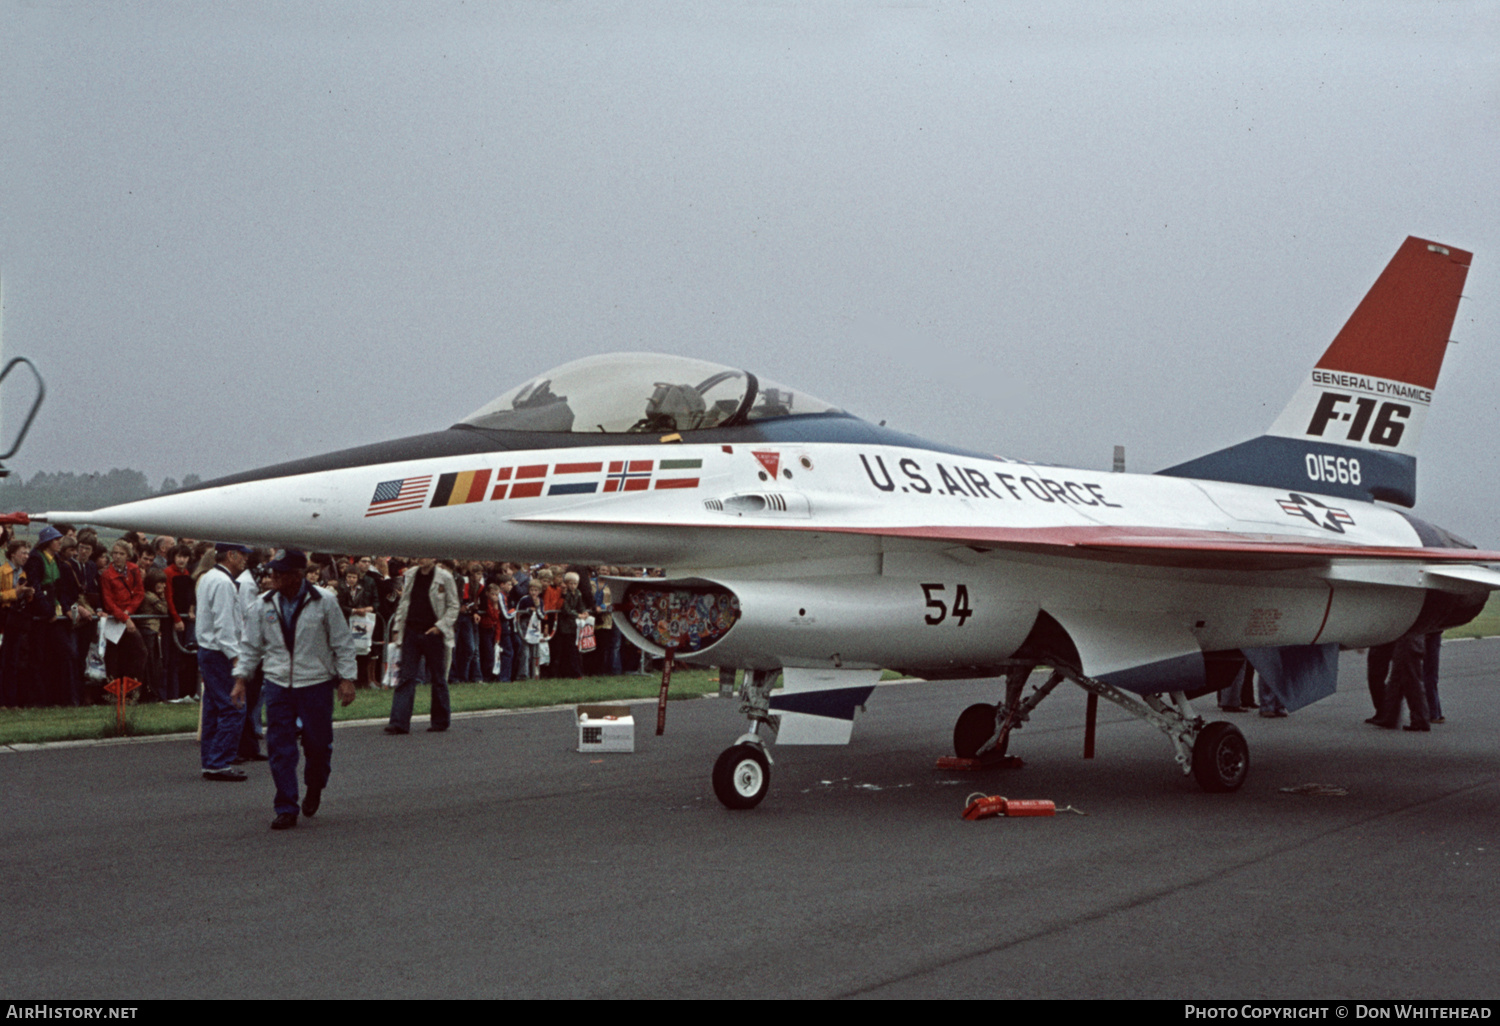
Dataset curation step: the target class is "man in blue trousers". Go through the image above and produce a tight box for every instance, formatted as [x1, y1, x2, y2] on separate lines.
[233, 548, 357, 830]
[197, 543, 251, 781]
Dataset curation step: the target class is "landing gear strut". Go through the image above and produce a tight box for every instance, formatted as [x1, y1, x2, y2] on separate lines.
[1071, 673, 1248, 791]
[712, 669, 779, 810]
[953, 666, 1250, 793]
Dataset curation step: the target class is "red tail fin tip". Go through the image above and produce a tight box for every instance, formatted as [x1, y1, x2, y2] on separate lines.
[1314, 236, 1471, 391]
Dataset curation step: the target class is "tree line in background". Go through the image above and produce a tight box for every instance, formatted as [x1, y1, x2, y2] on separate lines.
[0, 469, 200, 514]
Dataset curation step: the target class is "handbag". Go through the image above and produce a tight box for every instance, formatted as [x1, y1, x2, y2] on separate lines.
[576, 615, 596, 653]
[85, 630, 108, 682]
[348, 612, 375, 656]
[523, 610, 543, 646]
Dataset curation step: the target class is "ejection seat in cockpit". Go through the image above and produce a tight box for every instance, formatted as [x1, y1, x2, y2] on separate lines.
[633, 382, 707, 433]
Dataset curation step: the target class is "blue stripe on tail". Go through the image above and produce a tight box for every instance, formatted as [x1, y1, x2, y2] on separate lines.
[1157, 436, 1416, 507]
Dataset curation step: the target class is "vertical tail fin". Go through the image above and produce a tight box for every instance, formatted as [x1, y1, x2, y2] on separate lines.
[1159, 237, 1471, 507]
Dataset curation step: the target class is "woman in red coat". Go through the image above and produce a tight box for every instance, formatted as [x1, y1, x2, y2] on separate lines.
[100, 539, 147, 683]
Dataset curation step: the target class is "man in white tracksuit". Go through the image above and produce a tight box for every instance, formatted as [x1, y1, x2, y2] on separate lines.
[197, 543, 251, 781]
[233, 548, 356, 831]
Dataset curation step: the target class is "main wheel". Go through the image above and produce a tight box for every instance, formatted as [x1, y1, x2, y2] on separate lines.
[953, 703, 1003, 759]
[1192, 721, 1249, 792]
[713, 744, 771, 809]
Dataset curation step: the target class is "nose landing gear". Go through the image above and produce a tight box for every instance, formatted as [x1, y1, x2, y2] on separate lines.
[712, 669, 779, 810]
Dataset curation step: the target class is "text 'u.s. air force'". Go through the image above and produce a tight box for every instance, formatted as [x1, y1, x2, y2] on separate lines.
[859, 454, 1122, 507]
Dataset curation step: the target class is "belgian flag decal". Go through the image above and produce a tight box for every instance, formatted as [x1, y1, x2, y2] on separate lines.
[429, 468, 493, 508]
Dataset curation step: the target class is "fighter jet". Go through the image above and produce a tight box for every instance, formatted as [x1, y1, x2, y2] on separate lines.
[40, 236, 1498, 808]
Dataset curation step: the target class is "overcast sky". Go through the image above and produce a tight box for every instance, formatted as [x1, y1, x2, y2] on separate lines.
[2, 1, 1497, 539]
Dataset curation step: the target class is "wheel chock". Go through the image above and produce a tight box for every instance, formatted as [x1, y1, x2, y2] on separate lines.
[961, 794, 1085, 820]
[934, 754, 1024, 771]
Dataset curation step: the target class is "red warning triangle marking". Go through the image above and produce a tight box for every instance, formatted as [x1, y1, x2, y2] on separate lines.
[752, 450, 780, 477]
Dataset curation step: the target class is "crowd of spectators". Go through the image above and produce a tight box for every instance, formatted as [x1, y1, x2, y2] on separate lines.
[0, 521, 660, 709]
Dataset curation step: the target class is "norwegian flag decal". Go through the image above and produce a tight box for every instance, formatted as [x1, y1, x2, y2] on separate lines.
[604, 460, 654, 493]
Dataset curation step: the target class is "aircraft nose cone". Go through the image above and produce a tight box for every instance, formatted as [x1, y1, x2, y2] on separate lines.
[62, 473, 341, 550]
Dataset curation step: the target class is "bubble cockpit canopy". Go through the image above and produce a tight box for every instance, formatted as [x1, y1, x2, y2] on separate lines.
[459, 353, 844, 434]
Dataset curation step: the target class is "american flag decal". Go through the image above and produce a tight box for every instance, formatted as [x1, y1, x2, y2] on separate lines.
[366, 475, 433, 517]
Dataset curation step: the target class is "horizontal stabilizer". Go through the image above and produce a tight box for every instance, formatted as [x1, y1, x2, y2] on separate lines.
[1422, 564, 1500, 590]
[1316, 561, 1500, 592]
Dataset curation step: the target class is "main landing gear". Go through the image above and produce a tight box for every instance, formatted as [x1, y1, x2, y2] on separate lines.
[712, 669, 779, 810]
[1191, 720, 1249, 793]
[952, 664, 1249, 793]
[953, 665, 1065, 760]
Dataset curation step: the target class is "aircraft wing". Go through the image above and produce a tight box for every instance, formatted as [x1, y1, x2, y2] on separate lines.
[825, 523, 1500, 571]
[517, 512, 1500, 574]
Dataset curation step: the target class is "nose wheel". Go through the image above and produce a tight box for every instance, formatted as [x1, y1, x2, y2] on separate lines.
[713, 743, 771, 809]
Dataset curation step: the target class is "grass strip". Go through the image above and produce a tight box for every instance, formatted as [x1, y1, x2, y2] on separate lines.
[0, 669, 726, 747]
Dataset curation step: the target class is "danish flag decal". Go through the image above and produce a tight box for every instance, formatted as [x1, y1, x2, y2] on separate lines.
[1279, 492, 1356, 534]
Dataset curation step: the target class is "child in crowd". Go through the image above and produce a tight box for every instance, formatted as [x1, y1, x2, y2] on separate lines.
[164, 544, 197, 703]
[453, 569, 484, 683]
[496, 575, 518, 682]
[515, 581, 544, 680]
[479, 579, 505, 682]
[139, 569, 170, 701]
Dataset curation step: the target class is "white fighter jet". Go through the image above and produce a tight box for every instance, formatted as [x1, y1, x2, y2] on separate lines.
[41, 236, 1499, 808]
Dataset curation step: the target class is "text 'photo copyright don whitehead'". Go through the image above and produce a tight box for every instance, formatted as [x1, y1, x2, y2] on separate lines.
[1182, 1005, 1493, 1020]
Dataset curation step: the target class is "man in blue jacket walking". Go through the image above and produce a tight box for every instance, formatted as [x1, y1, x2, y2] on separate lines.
[234, 549, 357, 830]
